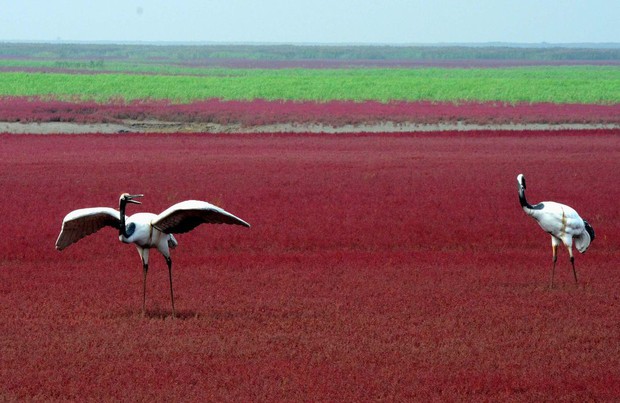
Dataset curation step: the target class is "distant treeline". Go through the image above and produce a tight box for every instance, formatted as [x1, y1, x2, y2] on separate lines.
[1, 42, 619, 61]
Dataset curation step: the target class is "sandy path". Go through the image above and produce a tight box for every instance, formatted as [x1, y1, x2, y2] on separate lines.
[1, 120, 619, 134]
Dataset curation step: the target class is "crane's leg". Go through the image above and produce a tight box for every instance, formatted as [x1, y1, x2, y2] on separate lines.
[139, 247, 150, 316]
[142, 262, 149, 315]
[568, 247, 577, 285]
[550, 238, 559, 288]
[166, 256, 175, 318]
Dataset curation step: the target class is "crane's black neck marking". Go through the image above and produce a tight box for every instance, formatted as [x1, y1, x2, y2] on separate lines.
[119, 198, 130, 237]
[519, 188, 544, 210]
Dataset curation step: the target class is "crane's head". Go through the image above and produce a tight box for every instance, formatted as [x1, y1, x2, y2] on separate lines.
[120, 193, 143, 205]
[516, 174, 526, 191]
[516, 174, 530, 209]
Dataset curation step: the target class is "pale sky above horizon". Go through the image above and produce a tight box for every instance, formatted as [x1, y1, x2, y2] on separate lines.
[1, 0, 618, 44]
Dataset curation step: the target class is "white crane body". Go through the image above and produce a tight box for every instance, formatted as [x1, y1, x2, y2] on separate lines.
[524, 201, 591, 253]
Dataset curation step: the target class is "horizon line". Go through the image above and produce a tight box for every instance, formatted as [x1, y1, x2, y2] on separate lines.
[1, 39, 619, 49]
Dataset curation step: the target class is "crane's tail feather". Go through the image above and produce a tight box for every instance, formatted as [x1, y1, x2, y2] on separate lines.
[584, 220, 595, 241]
[168, 234, 178, 249]
[575, 220, 595, 253]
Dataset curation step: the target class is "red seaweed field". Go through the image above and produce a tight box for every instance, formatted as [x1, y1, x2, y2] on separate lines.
[2, 96, 619, 126]
[1, 130, 619, 400]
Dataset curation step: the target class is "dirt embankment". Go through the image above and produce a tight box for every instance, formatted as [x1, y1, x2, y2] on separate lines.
[2, 120, 620, 134]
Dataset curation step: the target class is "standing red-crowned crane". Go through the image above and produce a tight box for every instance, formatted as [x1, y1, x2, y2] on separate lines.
[517, 174, 594, 287]
[56, 193, 250, 317]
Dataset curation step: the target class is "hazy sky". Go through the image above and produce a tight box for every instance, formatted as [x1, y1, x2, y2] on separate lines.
[1, 0, 618, 44]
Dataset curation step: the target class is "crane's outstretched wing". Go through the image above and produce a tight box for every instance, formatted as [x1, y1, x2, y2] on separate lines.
[55, 207, 121, 251]
[153, 200, 250, 234]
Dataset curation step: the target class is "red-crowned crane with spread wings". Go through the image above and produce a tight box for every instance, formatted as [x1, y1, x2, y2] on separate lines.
[56, 193, 250, 317]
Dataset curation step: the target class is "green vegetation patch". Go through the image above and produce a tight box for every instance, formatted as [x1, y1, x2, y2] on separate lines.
[0, 66, 618, 104]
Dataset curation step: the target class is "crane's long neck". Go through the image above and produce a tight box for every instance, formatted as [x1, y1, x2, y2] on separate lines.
[119, 199, 129, 237]
[518, 182, 544, 216]
[518, 186, 532, 210]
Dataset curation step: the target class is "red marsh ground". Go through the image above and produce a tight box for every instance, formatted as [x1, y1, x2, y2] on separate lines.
[0, 131, 619, 401]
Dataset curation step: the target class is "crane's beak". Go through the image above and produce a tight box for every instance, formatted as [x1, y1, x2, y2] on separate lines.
[127, 194, 143, 204]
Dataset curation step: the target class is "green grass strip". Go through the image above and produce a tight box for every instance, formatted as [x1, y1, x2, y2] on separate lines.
[0, 67, 618, 104]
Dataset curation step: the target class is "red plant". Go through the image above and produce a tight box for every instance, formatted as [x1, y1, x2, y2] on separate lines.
[1, 96, 619, 126]
[0, 130, 619, 401]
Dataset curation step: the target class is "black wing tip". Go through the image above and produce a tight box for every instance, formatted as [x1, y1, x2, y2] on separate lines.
[226, 220, 250, 228]
[583, 220, 595, 241]
[234, 218, 251, 228]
